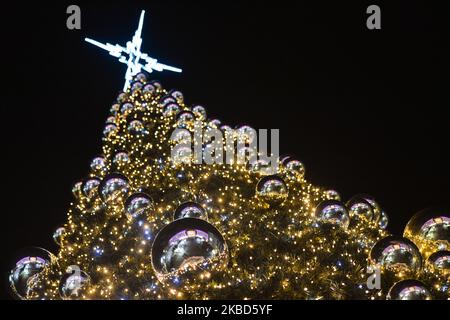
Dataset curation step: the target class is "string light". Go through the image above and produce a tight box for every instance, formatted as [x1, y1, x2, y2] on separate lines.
[8, 72, 449, 300]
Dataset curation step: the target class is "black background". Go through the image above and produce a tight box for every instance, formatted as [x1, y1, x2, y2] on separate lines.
[1, 1, 449, 300]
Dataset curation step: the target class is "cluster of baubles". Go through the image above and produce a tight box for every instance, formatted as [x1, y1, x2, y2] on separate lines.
[9, 73, 449, 300]
[312, 196, 449, 299]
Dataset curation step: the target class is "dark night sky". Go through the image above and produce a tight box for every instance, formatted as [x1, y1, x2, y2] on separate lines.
[1, 1, 449, 299]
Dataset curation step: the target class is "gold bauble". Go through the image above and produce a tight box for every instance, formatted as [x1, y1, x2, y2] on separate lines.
[369, 236, 422, 279]
[387, 279, 432, 300]
[404, 208, 450, 257]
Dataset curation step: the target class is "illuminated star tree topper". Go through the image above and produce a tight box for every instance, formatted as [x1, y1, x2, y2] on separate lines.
[85, 10, 182, 91]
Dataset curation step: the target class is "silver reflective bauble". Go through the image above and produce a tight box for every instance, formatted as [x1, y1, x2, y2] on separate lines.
[125, 193, 153, 220]
[387, 280, 432, 300]
[127, 119, 146, 135]
[120, 102, 134, 113]
[9, 248, 52, 299]
[358, 194, 383, 222]
[143, 84, 155, 95]
[176, 111, 195, 128]
[163, 103, 180, 117]
[369, 236, 422, 278]
[174, 202, 207, 221]
[53, 227, 66, 246]
[99, 173, 129, 203]
[82, 178, 101, 198]
[192, 105, 207, 120]
[105, 116, 116, 124]
[131, 81, 143, 92]
[346, 194, 381, 222]
[314, 200, 350, 229]
[117, 92, 128, 103]
[110, 104, 120, 115]
[256, 175, 289, 206]
[59, 266, 90, 300]
[113, 151, 130, 167]
[152, 218, 227, 281]
[284, 159, 305, 180]
[103, 124, 118, 138]
[169, 89, 184, 103]
[427, 251, 450, 276]
[347, 198, 374, 222]
[161, 96, 176, 106]
[90, 156, 106, 175]
[404, 207, 450, 255]
[324, 190, 341, 201]
[135, 72, 147, 82]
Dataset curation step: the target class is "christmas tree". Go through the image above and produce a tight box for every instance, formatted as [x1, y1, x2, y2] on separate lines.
[9, 11, 449, 301]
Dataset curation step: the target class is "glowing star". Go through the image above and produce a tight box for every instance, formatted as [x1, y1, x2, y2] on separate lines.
[85, 10, 182, 91]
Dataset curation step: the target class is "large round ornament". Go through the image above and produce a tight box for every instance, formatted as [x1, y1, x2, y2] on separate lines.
[427, 251, 450, 276]
[120, 102, 134, 113]
[116, 92, 128, 103]
[105, 116, 117, 125]
[113, 151, 130, 167]
[369, 236, 422, 278]
[160, 96, 176, 107]
[151, 218, 227, 281]
[192, 105, 207, 120]
[53, 227, 66, 246]
[163, 103, 180, 117]
[174, 202, 207, 221]
[125, 193, 153, 220]
[176, 111, 195, 128]
[324, 190, 341, 201]
[134, 72, 147, 82]
[131, 81, 143, 92]
[110, 103, 120, 116]
[256, 175, 289, 206]
[99, 173, 129, 203]
[403, 207, 450, 255]
[82, 178, 101, 199]
[346, 194, 381, 223]
[103, 123, 118, 138]
[59, 266, 91, 300]
[347, 199, 374, 222]
[283, 158, 305, 181]
[169, 89, 184, 103]
[143, 84, 155, 95]
[387, 280, 432, 300]
[90, 156, 106, 175]
[127, 120, 147, 135]
[9, 248, 53, 299]
[314, 200, 350, 230]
